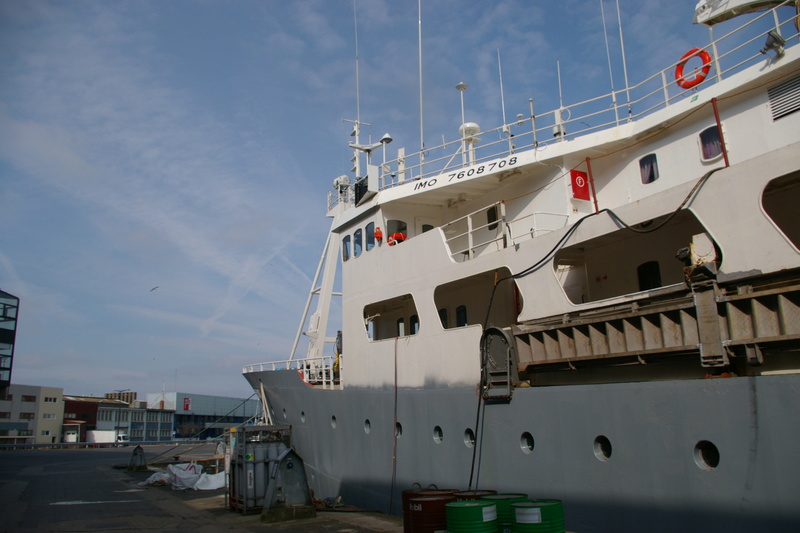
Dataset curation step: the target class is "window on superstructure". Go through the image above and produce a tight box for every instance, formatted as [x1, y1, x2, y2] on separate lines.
[699, 126, 723, 161]
[366, 222, 375, 251]
[354, 229, 363, 257]
[342, 235, 351, 262]
[487, 206, 498, 231]
[438, 308, 449, 328]
[640, 154, 659, 184]
[637, 261, 662, 291]
[456, 305, 468, 327]
[387, 219, 408, 238]
[410, 315, 420, 334]
[21, 395, 36, 402]
[363, 294, 418, 341]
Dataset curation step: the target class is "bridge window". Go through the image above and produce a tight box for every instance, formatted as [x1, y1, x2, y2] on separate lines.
[342, 235, 351, 262]
[354, 229, 363, 257]
[366, 222, 376, 251]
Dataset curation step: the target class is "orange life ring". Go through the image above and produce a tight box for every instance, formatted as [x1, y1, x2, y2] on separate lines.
[387, 233, 407, 246]
[675, 48, 712, 89]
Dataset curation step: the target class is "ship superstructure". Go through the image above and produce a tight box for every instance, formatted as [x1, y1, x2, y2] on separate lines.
[244, 2, 800, 531]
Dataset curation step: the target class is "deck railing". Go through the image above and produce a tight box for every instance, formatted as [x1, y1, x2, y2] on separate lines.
[328, 2, 798, 211]
[243, 355, 340, 390]
[442, 201, 571, 262]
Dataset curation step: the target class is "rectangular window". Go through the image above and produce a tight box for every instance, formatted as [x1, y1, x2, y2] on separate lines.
[456, 305, 468, 327]
[19, 412, 35, 420]
[354, 229, 363, 257]
[342, 235, 351, 262]
[21, 395, 36, 402]
[699, 125, 723, 161]
[65, 413, 76, 419]
[40, 430, 50, 436]
[639, 154, 659, 184]
[43, 413, 56, 420]
[366, 222, 375, 251]
[0, 412, 10, 419]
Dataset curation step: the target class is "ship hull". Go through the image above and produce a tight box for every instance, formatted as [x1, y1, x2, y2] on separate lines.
[244, 368, 800, 532]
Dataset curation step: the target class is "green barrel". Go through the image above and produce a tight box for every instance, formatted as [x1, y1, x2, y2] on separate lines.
[511, 500, 565, 533]
[480, 493, 529, 532]
[446, 500, 498, 533]
[454, 489, 497, 501]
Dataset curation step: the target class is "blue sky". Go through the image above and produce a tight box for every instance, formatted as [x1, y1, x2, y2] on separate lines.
[1, 0, 710, 398]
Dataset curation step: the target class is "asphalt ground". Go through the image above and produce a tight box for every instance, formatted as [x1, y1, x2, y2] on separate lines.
[0, 444, 404, 533]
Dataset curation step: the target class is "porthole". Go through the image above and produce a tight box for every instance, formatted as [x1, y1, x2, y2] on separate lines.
[463, 428, 476, 448]
[300, 411, 306, 423]
[395, 422, 403, 438]
[520, 432, 534, 454]
[331, 415, 337, 429]
[694, 440, 720, 470]
[594, 435, 612, 461]
[364, 419, 371, 434]
[433, 426, 443, 444]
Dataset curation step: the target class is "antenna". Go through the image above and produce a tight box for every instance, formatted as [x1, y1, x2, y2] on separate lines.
[353, 0, 361, 133]
[616, 0, 632, 118]
[600, 0, 620, 125]
[418, 0, 425, 168]
[498, 49, 507, 126]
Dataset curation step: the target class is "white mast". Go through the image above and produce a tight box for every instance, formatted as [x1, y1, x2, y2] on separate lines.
[616, 0, 632, 118]
[418, 0, 425, 172]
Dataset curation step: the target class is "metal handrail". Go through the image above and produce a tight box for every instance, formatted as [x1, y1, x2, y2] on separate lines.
[326, 1, 798, 212]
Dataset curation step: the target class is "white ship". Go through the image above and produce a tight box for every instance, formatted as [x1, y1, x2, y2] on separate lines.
[243, 2, 800, 531]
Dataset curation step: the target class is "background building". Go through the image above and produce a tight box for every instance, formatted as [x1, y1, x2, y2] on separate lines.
[0, 289, 20, 398]
[147, 391, 258, 439]
[0, 384, 64, 444]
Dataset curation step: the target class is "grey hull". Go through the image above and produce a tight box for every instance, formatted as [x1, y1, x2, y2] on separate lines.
[244, 370, 800, 532]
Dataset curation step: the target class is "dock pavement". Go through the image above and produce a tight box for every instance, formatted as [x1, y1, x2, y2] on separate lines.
[0, 443, 403, 533]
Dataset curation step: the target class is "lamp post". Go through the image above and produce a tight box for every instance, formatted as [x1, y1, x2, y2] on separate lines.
[113, 389, 130, 443]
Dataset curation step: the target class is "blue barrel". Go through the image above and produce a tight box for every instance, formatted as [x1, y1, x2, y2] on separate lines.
[511, 499, 565, 533]
[446, 500, 498, 533]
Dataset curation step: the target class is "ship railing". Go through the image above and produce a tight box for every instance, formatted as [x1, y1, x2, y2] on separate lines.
[442, 202, 570, 262]
[328, 1, 798, 212]
[242, 355, 340, 390]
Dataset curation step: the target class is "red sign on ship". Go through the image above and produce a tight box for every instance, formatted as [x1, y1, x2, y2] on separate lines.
[570, 169, 591, 201]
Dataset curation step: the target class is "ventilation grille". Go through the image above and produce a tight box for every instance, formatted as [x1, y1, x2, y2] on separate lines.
[768, 74, 800, 121]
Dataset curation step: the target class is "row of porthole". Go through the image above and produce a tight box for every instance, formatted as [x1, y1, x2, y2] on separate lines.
[291, 410, 721, 470]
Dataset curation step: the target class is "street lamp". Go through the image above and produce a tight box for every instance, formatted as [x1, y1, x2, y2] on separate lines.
[113, 389, 130, 443]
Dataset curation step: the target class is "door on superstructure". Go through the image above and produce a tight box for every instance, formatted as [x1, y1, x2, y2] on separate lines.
[415, 217, 438, 237]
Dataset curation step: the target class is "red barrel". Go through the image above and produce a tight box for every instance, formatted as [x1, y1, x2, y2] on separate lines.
[403, 488, 459, 532]
[408, 494, 457, 533]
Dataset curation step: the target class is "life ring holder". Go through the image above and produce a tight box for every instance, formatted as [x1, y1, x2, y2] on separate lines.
[387, 233, 407, 246]
[675, 48, 712, 89]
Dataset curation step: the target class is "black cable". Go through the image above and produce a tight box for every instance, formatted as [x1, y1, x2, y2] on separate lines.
[466, 167, 721, 486]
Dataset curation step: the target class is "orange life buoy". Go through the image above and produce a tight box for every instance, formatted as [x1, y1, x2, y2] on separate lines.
[675, 48, 712, 89]
[387, 233, 407, 246]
